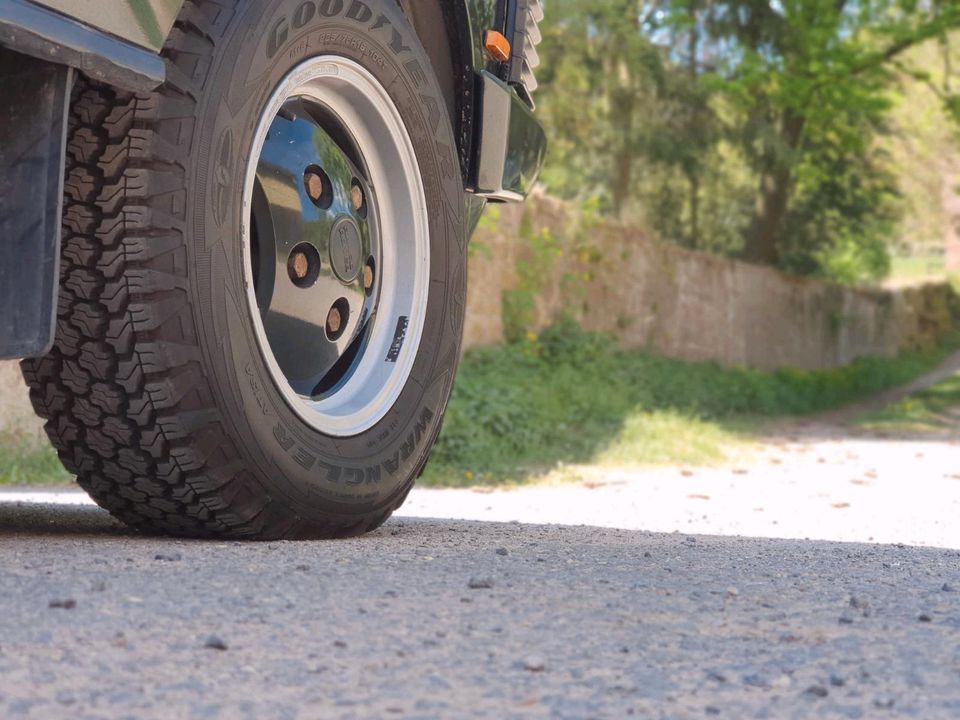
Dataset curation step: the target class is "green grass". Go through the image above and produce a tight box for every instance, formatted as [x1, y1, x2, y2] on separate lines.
[2, 322, 958, 489]
[420, 320, 960, 486]
[856, 371, 960, 434]
[887, 255, 947, 283]
[591, 410, 746, 467]
[0, 433, 70, 486]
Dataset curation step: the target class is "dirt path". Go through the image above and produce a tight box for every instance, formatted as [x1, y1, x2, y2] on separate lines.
[801, 348, 960, 426]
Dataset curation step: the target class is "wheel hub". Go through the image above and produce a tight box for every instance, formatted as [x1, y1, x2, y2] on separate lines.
[329, 216, 363, 283]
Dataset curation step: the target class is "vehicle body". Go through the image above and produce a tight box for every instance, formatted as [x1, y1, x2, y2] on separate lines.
[0, 0, 545, 538]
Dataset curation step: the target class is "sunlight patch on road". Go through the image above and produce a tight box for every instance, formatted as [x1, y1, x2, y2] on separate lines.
[1, 432, 957, 549]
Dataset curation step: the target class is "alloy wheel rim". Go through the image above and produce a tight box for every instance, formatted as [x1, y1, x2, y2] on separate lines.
[241, 56, 430, 437]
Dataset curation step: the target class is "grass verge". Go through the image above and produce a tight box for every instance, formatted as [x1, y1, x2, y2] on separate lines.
[855, 372, 960, 434]
[0, 433, 70, 486]
[420, 321, 960, 487]
[2, 323, 958, 488]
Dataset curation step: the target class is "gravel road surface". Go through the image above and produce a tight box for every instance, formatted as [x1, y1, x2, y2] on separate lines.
[1, 477, 959, 719]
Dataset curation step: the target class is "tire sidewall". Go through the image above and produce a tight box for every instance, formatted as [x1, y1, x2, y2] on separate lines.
[185, 0, 466, 517]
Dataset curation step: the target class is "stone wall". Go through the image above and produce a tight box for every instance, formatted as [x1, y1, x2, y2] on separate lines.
[0, 361, 39, 438]
[463, 194, 958, 369]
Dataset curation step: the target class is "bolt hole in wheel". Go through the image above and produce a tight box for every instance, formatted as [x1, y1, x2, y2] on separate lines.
[243, 57, 429, 436]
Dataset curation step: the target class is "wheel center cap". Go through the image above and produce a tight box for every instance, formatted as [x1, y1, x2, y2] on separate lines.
[329, 216, 363, 283]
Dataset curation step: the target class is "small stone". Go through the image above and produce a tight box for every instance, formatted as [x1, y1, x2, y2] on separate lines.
[49, 599, 76, 609]
[705, 707, 720, 716]
[838, 614, 854, 625]
[941, 583, 955, 593]
[55, 690, 76, 706]
[333, 640, 347, 648]
[829, 673, 846, 687]
[154, 552, 182, 562]
[743, 673, 768, 689]
[772, 675, 792, 689]
[522, 655, 546, 672]
[204, 635, 228, 651]
[873, 697, 895, 710]
[468, 577, 494, 589]
[706, 671, 727, 683]
[726, 587, 739, 599]
[495, 548, 509, 556]
[804, 685, 828, 698]
[295, 564, 310, 572]
[918, 613, 932, 623]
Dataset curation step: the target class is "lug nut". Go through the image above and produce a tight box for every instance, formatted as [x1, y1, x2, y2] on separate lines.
[351, 183, 364, 211]
[363, 258, 373, 292]
[287, 243, 320, 287]
[291, 251, 309, 280]
[305, 170, 324, 203]
[363, 263, 374, 292]
[326, 306, 342, 335]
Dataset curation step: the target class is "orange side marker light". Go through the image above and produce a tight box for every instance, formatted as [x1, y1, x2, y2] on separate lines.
[484, 30, 512, 63]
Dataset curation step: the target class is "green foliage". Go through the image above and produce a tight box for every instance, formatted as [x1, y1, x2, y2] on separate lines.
[500, 200, 606, 341]
[857, 371, 960, 432]
[536, 0, 960, 282]
[501, 212, 563, 342]
[0, 434, 70, 486]
[422, 320, 960, 486]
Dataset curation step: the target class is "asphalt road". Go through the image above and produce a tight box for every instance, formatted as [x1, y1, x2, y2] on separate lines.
[1, 492, 959, 719]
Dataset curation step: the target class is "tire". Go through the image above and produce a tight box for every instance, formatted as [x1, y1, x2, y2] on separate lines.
[20, 0, 467, 539]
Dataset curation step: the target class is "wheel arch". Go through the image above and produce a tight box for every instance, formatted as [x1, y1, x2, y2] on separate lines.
[398, 0, 479, 183]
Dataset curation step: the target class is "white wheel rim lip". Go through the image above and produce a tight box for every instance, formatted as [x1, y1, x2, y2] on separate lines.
[241, 56, 430, 437]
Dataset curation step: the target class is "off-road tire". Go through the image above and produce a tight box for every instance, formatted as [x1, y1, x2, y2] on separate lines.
[20, 0, 466, 539]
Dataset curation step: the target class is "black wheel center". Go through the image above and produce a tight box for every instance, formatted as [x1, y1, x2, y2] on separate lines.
[330, 216, 363, 283]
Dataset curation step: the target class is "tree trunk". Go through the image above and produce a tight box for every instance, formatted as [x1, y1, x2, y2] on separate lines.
[745, 110, 806, 264]
[612, 152, 633, 218]
[687, 2, 701, 248]
[688, 171, 700, 249]
[745, 167, 791, 264]
[610, 71, 636, 217]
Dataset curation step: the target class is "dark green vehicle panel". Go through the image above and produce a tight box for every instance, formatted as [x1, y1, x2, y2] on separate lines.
[32, 0, 182, 51]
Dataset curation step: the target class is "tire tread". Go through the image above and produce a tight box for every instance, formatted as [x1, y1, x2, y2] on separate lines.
[21, 0, 418, 539]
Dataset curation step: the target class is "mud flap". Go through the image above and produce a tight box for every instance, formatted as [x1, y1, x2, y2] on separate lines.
[0, 47, 72, 359]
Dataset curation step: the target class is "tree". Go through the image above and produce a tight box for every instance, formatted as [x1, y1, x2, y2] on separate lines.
[535, 0, 960, 278]
[703, 0, 960, 263]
